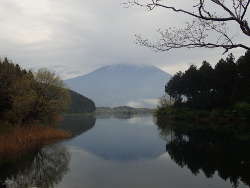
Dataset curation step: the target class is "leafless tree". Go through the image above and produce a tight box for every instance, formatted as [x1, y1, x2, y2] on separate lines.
[125, 0, 250, 53]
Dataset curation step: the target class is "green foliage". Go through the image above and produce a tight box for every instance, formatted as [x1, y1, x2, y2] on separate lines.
[165, 71, 184, 104]
[32, 68, 70, 123]
[165, 51, 250, 111]
[236, 51, 250, 103]
[0, 58, 70, 126]
[233, 102, 250, 119]
[66, 90, 96, 114]
[155, 105, 173, 117]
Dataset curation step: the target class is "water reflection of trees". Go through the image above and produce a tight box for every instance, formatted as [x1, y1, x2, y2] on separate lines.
[0, 145, 70, 188]
[158, 124, 250, 188]
[59, 115, 96, 137]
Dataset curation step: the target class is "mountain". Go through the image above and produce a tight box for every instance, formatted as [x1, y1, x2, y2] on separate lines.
[65, 64, 171, 108]
[67, 90, 96, 113]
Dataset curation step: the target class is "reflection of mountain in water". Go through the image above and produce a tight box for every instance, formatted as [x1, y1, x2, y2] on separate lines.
[59, 115, 96, 137]
[67, 116, 166, 161]
[158, 125, 250, 188]
[0, 145, 70, 188]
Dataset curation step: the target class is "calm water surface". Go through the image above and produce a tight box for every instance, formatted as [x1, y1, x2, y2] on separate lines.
[1, 115, 250, 188]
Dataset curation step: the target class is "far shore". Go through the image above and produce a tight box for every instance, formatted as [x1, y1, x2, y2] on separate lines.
[95, 106, 155, 115]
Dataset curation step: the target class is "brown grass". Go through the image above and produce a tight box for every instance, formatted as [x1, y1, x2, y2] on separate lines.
[0, 126, 71, 159]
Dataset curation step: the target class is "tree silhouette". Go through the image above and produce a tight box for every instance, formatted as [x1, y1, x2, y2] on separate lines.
[164, 52, 250, 109]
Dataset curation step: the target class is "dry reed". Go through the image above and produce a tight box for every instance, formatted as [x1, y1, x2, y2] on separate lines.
[0, 126, 71, 159]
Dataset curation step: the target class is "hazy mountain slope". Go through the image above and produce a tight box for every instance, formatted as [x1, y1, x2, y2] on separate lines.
[65, 64, 171, 107]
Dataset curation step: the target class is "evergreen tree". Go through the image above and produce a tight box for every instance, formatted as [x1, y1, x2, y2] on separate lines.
[0, 59, 70, 126]
[236, 51, 250, 103]
[165, 52, 249, 110]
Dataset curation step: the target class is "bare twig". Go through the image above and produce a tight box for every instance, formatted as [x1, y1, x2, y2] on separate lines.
[126, 0, 250, 52]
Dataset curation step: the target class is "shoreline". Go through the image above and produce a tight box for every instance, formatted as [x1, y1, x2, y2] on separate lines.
[156, 107, 250, 140]
[156, 106, 250, 123]
[0, 125, 72, 160]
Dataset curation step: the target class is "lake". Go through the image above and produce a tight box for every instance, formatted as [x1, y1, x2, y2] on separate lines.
[1, 115, 250, 188]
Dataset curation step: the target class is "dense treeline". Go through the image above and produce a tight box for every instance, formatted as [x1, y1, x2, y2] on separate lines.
[0, 58, 70, 126]
[165, 51, 250, 110]
[67, 90, 96, 114]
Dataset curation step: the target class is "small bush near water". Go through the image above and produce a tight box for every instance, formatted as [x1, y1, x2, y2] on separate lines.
[233, 102, 250, 119]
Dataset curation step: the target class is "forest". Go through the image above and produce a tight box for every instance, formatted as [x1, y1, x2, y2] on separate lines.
[0, 58, 96, 127]
[0, 58, 73, 158]
[166, 51, 250, 109]
[157, 50, 250, 123]
[0, 58, 70, 126]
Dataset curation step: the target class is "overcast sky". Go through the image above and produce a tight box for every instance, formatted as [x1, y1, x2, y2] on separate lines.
[0, 0, 248, 79]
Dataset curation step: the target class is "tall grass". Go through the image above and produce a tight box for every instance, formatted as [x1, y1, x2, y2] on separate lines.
[0, 126, 71, 159]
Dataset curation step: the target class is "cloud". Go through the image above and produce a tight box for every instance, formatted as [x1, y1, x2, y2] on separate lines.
[127, 98, 159, 108]
[0, 0, 248, 79]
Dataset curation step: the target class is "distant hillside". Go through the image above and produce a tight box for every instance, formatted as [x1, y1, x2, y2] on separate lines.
[65, 64, 171, 108]
[95, 106, 154, 119]
[67, 90, 96, 113]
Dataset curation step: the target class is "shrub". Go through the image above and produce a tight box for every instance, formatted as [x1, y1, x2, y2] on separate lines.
[233, 102, 250, 119]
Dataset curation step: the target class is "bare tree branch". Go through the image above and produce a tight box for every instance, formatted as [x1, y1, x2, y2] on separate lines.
[241, 0, 250, 19]
[126, 0, 250, 52]
[135, 19, 250, 54]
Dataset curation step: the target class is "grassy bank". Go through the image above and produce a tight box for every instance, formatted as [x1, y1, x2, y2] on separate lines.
[155, 106, 250, 140]
[0, 126, 71, 159]
[156, 104, 250, 124]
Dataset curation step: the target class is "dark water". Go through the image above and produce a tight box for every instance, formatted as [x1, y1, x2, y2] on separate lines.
[1, 115, 250, 188]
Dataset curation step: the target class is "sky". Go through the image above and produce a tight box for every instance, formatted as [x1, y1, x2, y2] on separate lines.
[0, 0, 249, 79]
